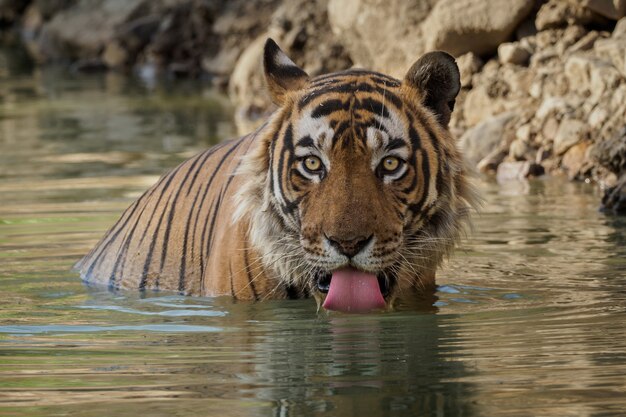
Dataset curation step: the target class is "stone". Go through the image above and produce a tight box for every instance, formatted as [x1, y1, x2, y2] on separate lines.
[327, 0, 533, 76]
[462, 85, 507, 126]
[536, 0, 595, 30]
[614, 16, 626, 37]
[498, 42, 530, 65]
[593, 126, 626, 174]
[583, 0, 626, 20]
[516, 124, 532, 142]
[594, 37, 626, 78]
[327, 0, 434, 75]
[496, 161, 545, 182]
[554, 119, 587, 155]
[477, 148, 508, 173]
[423, 0, 534, 56]
[458, 112, 517, 166]
[542, 117, 560, 142]
[509, 138, 532, 160]
[457, 52, 483, 87]
[588, 106, 610, 128]
[102, 41, 128, 68]
[561, 141, 592, 179]
[536, 97, 573, 121]
[601, 174, 626, 214]
[33, 0, 149, 61]
[568, 31, 602, 54]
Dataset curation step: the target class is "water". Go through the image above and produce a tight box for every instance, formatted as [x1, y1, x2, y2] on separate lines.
[1, 46, 626, 417]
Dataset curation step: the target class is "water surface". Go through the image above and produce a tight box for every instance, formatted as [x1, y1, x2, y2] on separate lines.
[1, 50, 626, 417]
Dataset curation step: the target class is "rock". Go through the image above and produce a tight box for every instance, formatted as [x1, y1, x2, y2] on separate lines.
[328, 0, 533, 75]
[583, 0, 626, 20]
[509, 137, 532, 160]
[477, 147, 508, 173]
[594, 126, 626, 174]
[568, 31, 603, 54]
[498, 42, 530, 65]
[231, 0, 351, 134]
[458, 112, 517, 166]
[516, 124, 532, 142]
[554, 118, 587, 155]
[102, 40, 128, 68]
[327, 0, 434, 75]
[541, 117, 560, 142]
[422, 0, 534, 56]
[535, 97, 573, 121]
[496, 161, 545, 182]
[536, 0, 596, 30]
[564, 55, 594, 91]
[588, 105, 610, 128]
[601, 174, 626, 214]
[614, 16, 626, 37]
[39, 0, 151, 61]
[457, 52, 484, 87]
[561, 141, 592, 179]
[594, 37, 626, 78]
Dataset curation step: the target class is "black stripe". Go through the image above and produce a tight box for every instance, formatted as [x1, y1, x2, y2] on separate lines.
[229, 263, 237, 300]
[407, 149, 430, 216]
[311, 99, 347, 118]
[296, 135, 314, 148]
[185, 144, 225, 197]
[137, 168, 180, 246]
[300, 84, 353, 108]
[409, 125, 421, 148]
[243, 246, 259, 301]
[358, 97, 389, 118]
[386, 138, 407, 151]
[139, 191, 175, 290]
[191, 137, 246, 276]
[202, 191, 223, 273]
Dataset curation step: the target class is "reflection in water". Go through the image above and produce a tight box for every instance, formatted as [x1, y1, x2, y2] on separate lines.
[1, 51, 626, 417]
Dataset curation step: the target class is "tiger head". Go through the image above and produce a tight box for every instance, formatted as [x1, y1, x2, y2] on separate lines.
[235, 39, 477, 312]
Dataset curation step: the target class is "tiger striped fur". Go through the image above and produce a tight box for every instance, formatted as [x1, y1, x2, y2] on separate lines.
[75, 39, 477, 310]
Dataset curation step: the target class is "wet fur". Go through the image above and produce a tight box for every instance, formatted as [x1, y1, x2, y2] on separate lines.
[76, 40, 478, 307]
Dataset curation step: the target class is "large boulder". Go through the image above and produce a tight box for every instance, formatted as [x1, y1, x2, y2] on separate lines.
[34, 0, 149, 61]
[422, 0, 535, 56]
[230, 0, 352, 134]
[458, 112, 517, 166]
[327, 0, 533, 76]
[583, 0, 626, 20]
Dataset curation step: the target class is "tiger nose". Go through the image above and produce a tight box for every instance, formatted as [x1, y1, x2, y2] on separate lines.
[325, 234, 373, 258]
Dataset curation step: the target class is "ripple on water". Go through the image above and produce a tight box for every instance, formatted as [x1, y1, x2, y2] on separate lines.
[1, 68, 626, 417]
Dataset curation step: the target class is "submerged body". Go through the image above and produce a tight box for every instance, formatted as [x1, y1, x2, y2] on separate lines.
[76, 40, 476, 311]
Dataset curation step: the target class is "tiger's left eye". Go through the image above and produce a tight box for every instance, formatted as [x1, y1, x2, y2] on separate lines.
[380, 156, 402, 174]
[303, 156, 323, 173]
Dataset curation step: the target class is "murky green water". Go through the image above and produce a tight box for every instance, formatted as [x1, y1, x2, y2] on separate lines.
[1, 46, 626, 417]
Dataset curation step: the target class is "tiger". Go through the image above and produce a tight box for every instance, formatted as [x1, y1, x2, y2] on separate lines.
[75, 38, 477, 312]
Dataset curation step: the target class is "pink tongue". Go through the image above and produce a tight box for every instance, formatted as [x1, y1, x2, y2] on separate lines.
[322, 269, 386, 313]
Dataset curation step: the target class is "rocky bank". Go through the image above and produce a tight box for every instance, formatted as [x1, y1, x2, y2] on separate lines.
[1, 0, 625, 212]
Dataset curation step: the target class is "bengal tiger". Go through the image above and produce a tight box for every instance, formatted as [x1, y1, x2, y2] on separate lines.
[75, 39, 477, 312]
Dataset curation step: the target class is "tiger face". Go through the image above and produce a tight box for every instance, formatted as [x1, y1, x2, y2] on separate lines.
[236, 39, 476, 312]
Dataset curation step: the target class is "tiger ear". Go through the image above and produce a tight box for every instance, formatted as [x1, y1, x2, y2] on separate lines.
[263, 38, 309, 106]
[403, 51, 460, 126]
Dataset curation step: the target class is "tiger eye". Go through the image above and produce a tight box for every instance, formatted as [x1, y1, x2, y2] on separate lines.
[304, 156, 322, 172]
[382, 157, 400, 172]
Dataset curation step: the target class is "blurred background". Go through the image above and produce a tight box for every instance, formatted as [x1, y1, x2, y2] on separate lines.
[1, 0, 625, 211]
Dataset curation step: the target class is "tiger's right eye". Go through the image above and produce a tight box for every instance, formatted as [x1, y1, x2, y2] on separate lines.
[303, 156, 323, 173]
